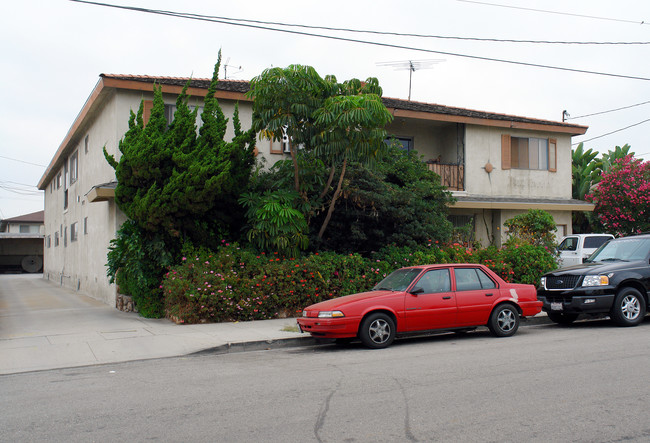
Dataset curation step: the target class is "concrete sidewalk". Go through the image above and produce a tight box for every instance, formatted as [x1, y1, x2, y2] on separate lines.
[0, 274, 550, 375]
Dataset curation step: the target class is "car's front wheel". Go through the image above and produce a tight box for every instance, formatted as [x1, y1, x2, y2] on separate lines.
[488, 304, 520, 337]
[359, 313, 396, 349]
[548, 312, 579, 325]
[610, 287, 646, 327]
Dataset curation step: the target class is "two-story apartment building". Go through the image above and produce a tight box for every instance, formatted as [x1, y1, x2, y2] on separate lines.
[37, 74, 590, 306]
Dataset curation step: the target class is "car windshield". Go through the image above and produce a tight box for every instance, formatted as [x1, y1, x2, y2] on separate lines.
[587, 238, 650, 263]
[373, 268, 422, 292]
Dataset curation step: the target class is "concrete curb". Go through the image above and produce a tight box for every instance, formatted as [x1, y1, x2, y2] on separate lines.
[191, 314, 554, 355]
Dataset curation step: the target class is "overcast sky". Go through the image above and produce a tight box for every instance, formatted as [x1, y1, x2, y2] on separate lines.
[1, 0, 649, 219]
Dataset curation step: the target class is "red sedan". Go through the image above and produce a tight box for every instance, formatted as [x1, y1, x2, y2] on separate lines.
[297, 264, 542, 348]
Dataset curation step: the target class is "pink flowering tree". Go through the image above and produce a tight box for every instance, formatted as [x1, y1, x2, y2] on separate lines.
[586, 155, 650, 236]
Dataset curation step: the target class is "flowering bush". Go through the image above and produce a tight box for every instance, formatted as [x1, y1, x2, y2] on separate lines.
[162, 241, 555, 324]
[586, 155, 650, 236]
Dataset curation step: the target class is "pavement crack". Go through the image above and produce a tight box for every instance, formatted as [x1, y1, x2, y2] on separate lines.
[394, 377, 419, 442]
[314, 365, 344, 443]
[85, 342, 99, 362]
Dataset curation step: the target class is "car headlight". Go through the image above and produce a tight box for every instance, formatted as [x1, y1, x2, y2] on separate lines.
[318, 310, 345, 318]
[540, 277, 546, 289]
[582, 275, 609, 287]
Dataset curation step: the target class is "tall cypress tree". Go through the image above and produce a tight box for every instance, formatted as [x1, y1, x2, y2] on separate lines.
[104, 53, 257, 316]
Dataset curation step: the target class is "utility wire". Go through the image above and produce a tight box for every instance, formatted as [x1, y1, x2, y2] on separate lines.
[69, 0, 650, 82]
[165, 9, 649, 45]
[0, 155, 46, 168]
[567, 100, 650, 120]
[458, 0, 649, 26]
[574, 118, 650, 144]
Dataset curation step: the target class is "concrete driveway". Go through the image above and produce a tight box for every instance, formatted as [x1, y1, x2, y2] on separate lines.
[0, 274, 306, 374]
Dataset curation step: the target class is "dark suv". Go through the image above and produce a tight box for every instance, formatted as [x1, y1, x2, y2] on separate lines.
[538, 234, 650, 326]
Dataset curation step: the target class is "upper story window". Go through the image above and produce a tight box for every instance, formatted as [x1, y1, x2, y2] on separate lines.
[70, 151, 78, 184]
[501, 135, 557, 172]
[84, 135, 89, 154]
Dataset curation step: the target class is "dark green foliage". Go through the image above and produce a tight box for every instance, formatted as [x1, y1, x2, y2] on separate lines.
[314, 145, 454, 254]
[504, 209, 557, 249]
[103, 53, 257, 316]
[106, 220, 173, 317]
[239, 189, 309, 256]
[247, 64, 393, 242]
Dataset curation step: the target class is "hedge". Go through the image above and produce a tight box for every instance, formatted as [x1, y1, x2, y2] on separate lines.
[162, 242, 557, 324]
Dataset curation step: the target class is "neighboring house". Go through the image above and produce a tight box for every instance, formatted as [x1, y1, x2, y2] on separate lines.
[0, 210, 45, 273]
[37, 74, 591, 306]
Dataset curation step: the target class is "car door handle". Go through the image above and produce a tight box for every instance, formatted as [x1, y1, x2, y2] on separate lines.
[442, 296, 452, 300]
[485, 293, 494, 297]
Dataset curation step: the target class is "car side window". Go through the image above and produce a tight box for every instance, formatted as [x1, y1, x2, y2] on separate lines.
[416, 269, 451, 294]
[476, 269, 496, 289]
[454, 268, 496, 291]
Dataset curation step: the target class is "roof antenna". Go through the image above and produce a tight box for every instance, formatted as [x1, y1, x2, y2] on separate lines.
[223, 57, 243, 79]
[376, 59, 445, 101]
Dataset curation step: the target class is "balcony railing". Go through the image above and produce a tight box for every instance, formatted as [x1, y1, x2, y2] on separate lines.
[427, 163, 464, 191]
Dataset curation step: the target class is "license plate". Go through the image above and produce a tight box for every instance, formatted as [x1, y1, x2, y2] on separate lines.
[550, 302, 563, 311]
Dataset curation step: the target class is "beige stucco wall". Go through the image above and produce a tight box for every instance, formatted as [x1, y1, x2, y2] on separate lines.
[464, 125, 572, 199]
[44, 87, 262, 306]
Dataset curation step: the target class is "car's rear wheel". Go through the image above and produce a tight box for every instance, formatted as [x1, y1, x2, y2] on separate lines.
[359, 313, 396, 349]
[488, 304, 519, 337]
[548, 312, 579, 325]
[610, 287, 646, 327]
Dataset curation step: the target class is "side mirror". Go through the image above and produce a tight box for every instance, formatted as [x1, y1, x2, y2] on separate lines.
[410, 287, 424, 295]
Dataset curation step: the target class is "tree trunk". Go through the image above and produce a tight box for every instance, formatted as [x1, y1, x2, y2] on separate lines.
[319, 161, 337, 201]
[318, 158, 347, 240]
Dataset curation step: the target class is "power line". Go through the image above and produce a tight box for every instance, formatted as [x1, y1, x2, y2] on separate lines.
[155, 9, 650, 45]
[0, 155, 46, 168]
[69, 0, 650, 82]
[573, 118, 650, 145]
[567, 100, 650, 120]
[458, 1, 649, 26]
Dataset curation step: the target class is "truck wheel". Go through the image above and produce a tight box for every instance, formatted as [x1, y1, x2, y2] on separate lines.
[548, 312, 579, 325]
[488, 304, 519, 337]
[610, 287, 646, 327]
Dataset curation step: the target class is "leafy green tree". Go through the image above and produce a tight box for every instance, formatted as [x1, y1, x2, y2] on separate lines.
[239, 189, 309, 256]
[312, 145, 454, 254]
[247, 65, 393, 242]
[601, 144, 635, 174]
[587, 155, 650, 236]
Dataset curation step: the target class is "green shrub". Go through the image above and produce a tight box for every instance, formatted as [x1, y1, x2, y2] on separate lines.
[162, 240, 556, 323]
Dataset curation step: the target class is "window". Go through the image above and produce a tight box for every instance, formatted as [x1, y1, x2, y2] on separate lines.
[84, 135, 89, 154]
[19, 225, 30, 233]
[455, 268, 496, 291]
[70, 151, 78, 184]
[501, 135, 557, 171]
[71, 222, 78, 242]
[47, 235, 51, 248]
[558, 237, 578, 251]
[55, 231, 59, 247]
[84, 217, 88, 235]
[416, 269, 451, 294]
[64, 227, 67, 247]
[56, 172, 62, 189]
[387, 136, 413, 152]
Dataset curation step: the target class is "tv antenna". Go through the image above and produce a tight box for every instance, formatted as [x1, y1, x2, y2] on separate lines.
[223, 57, 243, 79]
[376, 59, 445, 101]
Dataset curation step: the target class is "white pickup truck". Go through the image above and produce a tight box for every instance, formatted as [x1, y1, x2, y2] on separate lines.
[557, 233, 614, 268]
